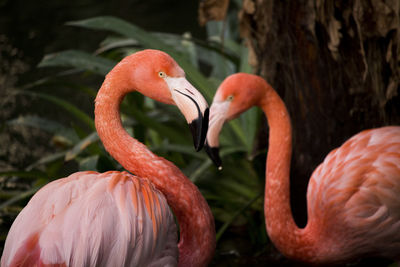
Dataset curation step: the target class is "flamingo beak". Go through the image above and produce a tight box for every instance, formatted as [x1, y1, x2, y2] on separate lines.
[204, 100, 231, 170]
[166, 77, 209, 151]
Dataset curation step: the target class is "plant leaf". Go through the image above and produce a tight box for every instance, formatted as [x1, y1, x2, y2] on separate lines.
[152, 144, 206, 159]
[0, 187, 40, 210]
[121, 102, 188, 144]
[26, 151, 66, 171]
[68, 16, 215, 100]
[8, 115, 79, 144]
[79, 155, 99, 171]
[216, 193, 262, 242]
[0, 170, 48, 179]
[39, 50, 116, 76]
[96, 36, 139, 54]
[17, 90, 95, 131]
[65, 132, 99, 161]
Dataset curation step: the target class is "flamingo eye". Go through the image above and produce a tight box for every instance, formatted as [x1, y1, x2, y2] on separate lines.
[227, 95, 234, 101]
[158, 71, 167, 78]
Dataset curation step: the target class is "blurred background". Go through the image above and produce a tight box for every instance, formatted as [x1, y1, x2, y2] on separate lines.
[1, 0, 399, 266]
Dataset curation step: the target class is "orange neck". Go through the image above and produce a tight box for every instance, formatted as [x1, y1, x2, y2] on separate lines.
[94, 66, 215, 267]
[259, 85, 316, 261]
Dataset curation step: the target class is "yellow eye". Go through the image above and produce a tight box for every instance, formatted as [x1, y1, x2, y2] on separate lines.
[227, 95, 234, 101]
[158, 71, 166, 78]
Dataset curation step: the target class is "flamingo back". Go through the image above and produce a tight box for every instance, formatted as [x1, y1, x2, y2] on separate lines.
[306, 126, 400, 261]
[1, 171, 178, 267]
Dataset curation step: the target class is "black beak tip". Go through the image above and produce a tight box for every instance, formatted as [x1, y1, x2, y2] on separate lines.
[189, 107, 209, 152]
[204, 142, 222, 169]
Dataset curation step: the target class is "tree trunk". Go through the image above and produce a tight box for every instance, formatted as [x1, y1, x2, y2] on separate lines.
[239, 0, 400, 261]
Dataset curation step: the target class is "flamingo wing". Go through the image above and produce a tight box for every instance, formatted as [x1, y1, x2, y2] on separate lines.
[307, 126, 400, 258]
[1, 171, 177, 267]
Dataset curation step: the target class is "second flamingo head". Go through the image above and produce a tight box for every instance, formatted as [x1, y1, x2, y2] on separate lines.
[205, 73, 270, 167]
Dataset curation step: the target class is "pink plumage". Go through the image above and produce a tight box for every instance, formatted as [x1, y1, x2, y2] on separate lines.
[2, 172, 177, 267]
[1, 50, 215, 267]
[306, 126, 400, 262]
[205, 73, 400, 264]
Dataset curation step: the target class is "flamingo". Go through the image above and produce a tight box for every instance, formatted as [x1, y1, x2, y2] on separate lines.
[1, 49, 215, 267]
[204, 73, 400, 264]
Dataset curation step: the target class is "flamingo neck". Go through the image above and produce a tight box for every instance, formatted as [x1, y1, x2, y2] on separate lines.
[259, 86, 316, 261]
[94, 67, 215, 267]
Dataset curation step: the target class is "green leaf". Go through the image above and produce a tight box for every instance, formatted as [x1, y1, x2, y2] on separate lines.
[121, 102, 188, 144]
[189, 146, 245, 182]
[26, 151, 66, 171]
[8, 115, 66, 133]
[216, 118, 249, 151]
[240, 107, 261, 154]
[0, 170, 47, 179]
[239, 42, 252, 73]
[17, 90, 95, 131]
[96, 36, 139, 54]
[8, 115, 79, 144]
[21, 73, 98, 98]
[203, 22, 237, 80]
[216, 193, 262, 242]
[68, 16, 215, 100]
[39, 50, 116, 76]
[152, 144, 206, 159]
[0, 187, 40, 210]
[189, 160, 212, 182]
[65, 132, 99, 161]
[79, 155, 99, 171]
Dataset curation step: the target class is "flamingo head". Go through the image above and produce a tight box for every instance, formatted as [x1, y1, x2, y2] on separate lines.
[205, 73, 267, 168]
[114, 49, 209, 151]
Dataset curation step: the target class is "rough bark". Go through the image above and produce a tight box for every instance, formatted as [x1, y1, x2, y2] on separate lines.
[198, 0, 230, 26]
[239, 0, 400, 227]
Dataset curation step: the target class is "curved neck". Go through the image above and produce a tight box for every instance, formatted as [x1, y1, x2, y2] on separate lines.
[260, 86, 315, 261]
[95, 70, 215, 267]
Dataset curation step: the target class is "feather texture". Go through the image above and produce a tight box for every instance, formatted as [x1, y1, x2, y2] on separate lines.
[307, 127, 400, 260]
[1, 171, 178, 267]
[2, 50, 215, 267]
[205, 73, 400, 264]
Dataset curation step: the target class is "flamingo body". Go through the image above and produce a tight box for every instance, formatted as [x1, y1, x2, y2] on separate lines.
[205, 73, 400, 264]
[1, 50, 215, 267]
[2, 171, 177, 267]
[305, 126, 400, 262]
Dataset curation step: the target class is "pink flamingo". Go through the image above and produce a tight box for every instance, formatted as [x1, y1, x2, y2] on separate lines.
[1, 50, 215, 267]
[205, 73, 400, 264]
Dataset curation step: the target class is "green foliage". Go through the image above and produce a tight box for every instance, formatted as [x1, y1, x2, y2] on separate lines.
[39, 50, 115, 76]
[1, 12, 268, 260]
